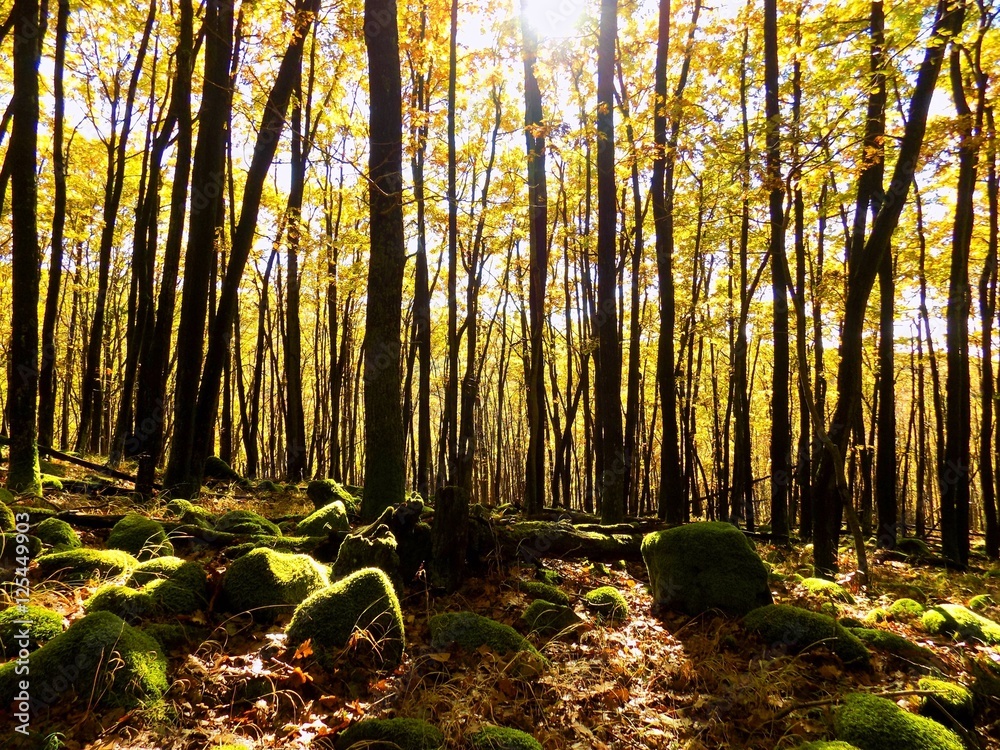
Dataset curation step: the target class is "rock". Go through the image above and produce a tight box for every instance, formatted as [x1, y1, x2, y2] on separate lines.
[468, 725, 543, 750]
[847, 628, 933, 663]
[430, 611, 543, 661]
[287, 568, 404, 666]
[203, 455, 244, 484]
[35, 548, 138, 581]
[641, 522, 772, 616]
[41, 474, 63, 491]
[0, 610, 168, 709]
[583, 586, 629, 622]
[0, 533, 42, 564]
[396, 521, 433, 585]
[521, 600, 584, 637]
[333, 525, 401, 588]
[922, 603, 1000, 644]
[215, 509, 281, 537]
[834, 693, 963, 750]
[800, 577, 855, 604]
[141, 622, 196, 651]
[792, 743, 860, 750]
[107, 513, 173, 560]
[0, 500, 15, 532]
[307, 479, 360, 513]
[896, 537, 932, 558]
[515, 580, 570, 605]
[222, 548, 329, 618]
[223, 535, 326, 559]
[743, 604, 870, 667]
[917, 677, 974, 728]
[0, 605, 63, 658]
[165, 499, 215, 528]
[87, 556, 208, 621]
[33, 517, 81, 551]
[256, 480, 282, 493]
[297, 501, 350, 537]
[887, 598, 924, 621]
[334, 718, 444, 750]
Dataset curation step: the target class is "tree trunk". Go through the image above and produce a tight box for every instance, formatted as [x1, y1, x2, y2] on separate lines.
[984, 106, 1000, 559]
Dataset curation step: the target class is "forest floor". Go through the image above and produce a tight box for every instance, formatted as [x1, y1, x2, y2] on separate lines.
[3, 459, 1000, 750]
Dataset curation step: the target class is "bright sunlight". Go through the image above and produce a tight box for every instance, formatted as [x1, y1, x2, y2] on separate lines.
[519, 0, 588, 38]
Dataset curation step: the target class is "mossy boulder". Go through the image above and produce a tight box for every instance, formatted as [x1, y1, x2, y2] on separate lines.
[800, 577, 855, 604]
[888, 598, 924, 621]
[297, 501, 350, 537]
[333, 525, 401, 588]
[0, 605, 63, 658]
[165, 498, 215, 528]
[203, 455, 244, 483]
[256, 480, 282, 493]
[922, 603, 1000, 644]
[536, 567, 562, 585]
[917, 677, 974, 728]
[87, 556, 208, 621]
[516, 580, 570, 605]
[0, 533, 43, 563]
[743, 604, 870, 667]
[222, 535, 322, 559]
[583, 586, 629, 622]
[222, 548, 329, 618]
[308, 479, 359, 513]
[521, 599, 584, 637]
[35, 548, 138, 581]
[429, 611, 543, 662]
[468, 725, 542, 750]
[968, 594, 993, 612]
[334, 718, 443, 750]
[834, 693, 963, 750]
[0, 610, 167, 709]
[141, 622, 196, 651]
[287, 568, 404, 666]
[793, 743, 861, 750]
[33, 517, 81, 551]
[215, 509, 281, 537]
[847, 628, 933, 663]
[0, 501, 15, 532]
[896, 537, 932, 558]
[641, 522, 772, 616]
[40, 474, 63, 491]
[107, 513, 173, 560]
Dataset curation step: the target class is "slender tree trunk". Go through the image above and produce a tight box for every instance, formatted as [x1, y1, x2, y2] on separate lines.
[984, 105, 1000, 559]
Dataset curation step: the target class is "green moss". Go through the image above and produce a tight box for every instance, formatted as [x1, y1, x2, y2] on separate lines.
[88, 556, 208, 620]
[126, 555, 206, 590]
[141, 622, 195, 651]
[297, 501, 349, 537]
[847, 628, 933, 662]
[968, 594, 993, 612]
[333, 526, 401, 588]
[33, 517, 81, 551]
[469, 725, 542, 750]
[287, 568, 404, 666]
[223, 535, 322, 559]
[0, 501, 15, 532]
[834, 693, 963, 750]
[971, 652, 1000, 698]
[307, 479, 359, 513]
[896, 537, 931, 558]
[0, 488, 15, 505]
[222, 548, 329, 618]
[863, 607, 889, 625]
[0, 605, 63, 658]
[801, 577, 855, 604]
[107, 513, 173, 560]
[516, 580, 570, 605]
[793, 742, 860, 750]
[215, 509, 282, 536]
[430, 611, 542, 660]
[7, 444, 42, 496]
[165, 499, 215, 528]
[641, 522, 772, 617]
[0, 610, 167, 709]
[583, 586, 629, 622]
[917, 677, 974, 727]
[888, 598, 924, 621]
[334, 718, 443, 750]
[521, 600, 584, 637]
[203, 456, 243, 483]
[36, 548, 138, 581]
[256, 480, 282, 493]
[1, 533, 43, 563]
[743, 604, 870, 667]
[922, 603, 1000, 644]
[536, 568, 562, 586]
[591, 562, 611, 577]
[40, 474, 63, 491]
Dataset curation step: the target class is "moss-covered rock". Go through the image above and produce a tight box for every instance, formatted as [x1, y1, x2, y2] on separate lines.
[256, 480, 282, 493]
[535, 568, 562, 586]
[516, 580, 570, 605]
[40, 474, 63, 491]
[862, 608, 889, 626]
[888, 598, 924, 621]
[0, 610, 167, 709]
[971, 652, 1000, 699]
[222, 548, 329, 617]
[334, 718, 443, 750]
[917, 677, 974, 728]
[333, 525, 401, 588]
[33, 517, 81, 551]
[297, 501, 350, 537]
[968, 594, 993, 612]
[743, 604, 870, 667]
[468, 725, 542, 750]
[641, 522, 772, 617]
[203, 456, 244, 483]
[834, 693, 963, 750]
[521, 599, 584, 637]
[792, 742, 861, 750]
[922, 603, 1000, 644]
[222, 535, 323, 559]
[87, 556, 208, 621]
[800, 577, 855, 604]
[215, 509, 281, 537]
[126, 555, 206, 589]
[847, 628, 933, 662]
[397, 521, 433, 585]
[107, 513, 173, 560]
[141, 622, 196, 651]
[583, 586, 629, 622]
[0, 533, 42, 563]
[0, 605, 63, 658]
[165, 498, 215, 528]
[0, 501, 15, 532]
[307, 479, 359, 513]
[896, 537, 932, 558]
[429, 611, 542, 661]
[0, 488, 15, 505]
[35, 548, 138, 581]
[287, 568, 404, 666]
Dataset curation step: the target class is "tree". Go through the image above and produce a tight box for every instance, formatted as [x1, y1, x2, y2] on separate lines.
[360, 0, 407, 520]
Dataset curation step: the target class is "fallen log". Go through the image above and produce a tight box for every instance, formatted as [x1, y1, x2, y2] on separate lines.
[472, 517, 647, 564]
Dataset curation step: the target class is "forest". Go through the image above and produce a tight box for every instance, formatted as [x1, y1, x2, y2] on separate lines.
[2, 0, 1000, 747]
